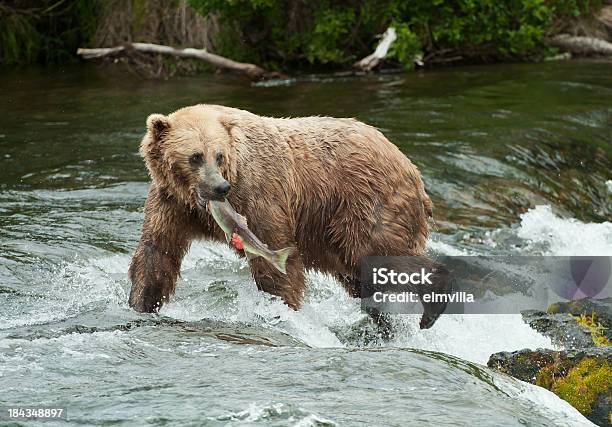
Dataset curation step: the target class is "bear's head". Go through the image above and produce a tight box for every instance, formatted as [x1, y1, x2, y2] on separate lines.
[139, 105, 237, 209]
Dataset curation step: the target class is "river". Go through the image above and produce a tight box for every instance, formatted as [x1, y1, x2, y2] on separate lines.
[1, 60, 611, 426]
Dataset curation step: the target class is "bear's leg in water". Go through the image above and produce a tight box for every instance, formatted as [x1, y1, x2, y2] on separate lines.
[336, 273, 395, 339]
[128, 185, 202, 312]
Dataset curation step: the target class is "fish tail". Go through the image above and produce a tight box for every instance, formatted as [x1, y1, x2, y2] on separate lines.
[271, 247, 295, 274]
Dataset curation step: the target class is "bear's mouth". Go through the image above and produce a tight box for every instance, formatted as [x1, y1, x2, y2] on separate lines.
[195, 190, 225, 209]
[195, 193, 208, 209]
[194, 189, 209, 209]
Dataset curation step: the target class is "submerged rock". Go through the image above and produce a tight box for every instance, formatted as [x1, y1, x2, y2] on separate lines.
[488, 348, 611, 426]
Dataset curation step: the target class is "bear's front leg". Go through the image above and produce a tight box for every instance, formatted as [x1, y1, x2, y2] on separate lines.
[249, 254, 305, 310]
[128, 185, 201, 312]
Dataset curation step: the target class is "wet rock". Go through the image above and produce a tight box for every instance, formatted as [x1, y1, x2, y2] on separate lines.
[488, 348, 611, 426]
[551, 298, 611, 323]
[4, 314, 306, 348]
[548, 298, 612, 343]
[520, 297, 612, 349]
[489, 298, 611, 425]
[488, 348, 557, 384]
[522, 310, 594, 349]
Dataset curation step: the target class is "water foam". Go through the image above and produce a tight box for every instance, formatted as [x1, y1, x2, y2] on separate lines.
[11, 205, 607, 366]
[517, 205, 612, 256]
[398, 206, 612, 363]
[160, 240, 555, 364]
[162, 242, 345, 348]
[0, 254, 130, 330]
[389, 314, 552, 365]
[215, 402, 336, 425]
[3, 210, 599, 424]
[496, 375, 596, 426]
[161, 226, 565, 362]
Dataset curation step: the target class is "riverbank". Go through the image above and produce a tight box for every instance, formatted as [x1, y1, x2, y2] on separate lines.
[2, 1, 612, 79]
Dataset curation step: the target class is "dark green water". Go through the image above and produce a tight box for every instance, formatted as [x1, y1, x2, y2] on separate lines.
[0, 61, 610, 426]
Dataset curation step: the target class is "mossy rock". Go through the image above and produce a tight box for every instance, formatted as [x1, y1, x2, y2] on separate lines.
[488, 348, 611, 426]
[488, 348, 555, 383]
[548, 298, 611, 331]
[574, 313, 612, 347]
[522, 309, 594, 349]
[552, 358, 611, 417]
[552, 297, 612, 346]
[525, 298, 611, 349]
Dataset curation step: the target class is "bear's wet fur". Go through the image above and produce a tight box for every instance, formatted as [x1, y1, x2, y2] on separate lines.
[128, 104, 436, 326]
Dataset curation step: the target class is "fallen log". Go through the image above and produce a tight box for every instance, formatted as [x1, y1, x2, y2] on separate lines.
[77, 42, 281, 80]
[354, 27, 397, 72]
[549, 34, 612, 56]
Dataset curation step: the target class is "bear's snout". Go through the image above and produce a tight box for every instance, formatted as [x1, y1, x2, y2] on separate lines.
[214, 181, 231, 198]
[196, 179, 230, 203]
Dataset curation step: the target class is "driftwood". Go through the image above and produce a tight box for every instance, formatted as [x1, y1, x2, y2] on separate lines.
[354, 27, 397, 71]
[77, 42, 281, 80]
[549, 34, 612, 56]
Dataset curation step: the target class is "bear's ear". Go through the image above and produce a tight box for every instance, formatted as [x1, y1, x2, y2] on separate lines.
[218, 115, 237, 133]
[146, 113, 170, 140]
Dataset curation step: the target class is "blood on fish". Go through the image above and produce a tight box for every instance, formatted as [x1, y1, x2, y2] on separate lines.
[230, 232, 244, 250]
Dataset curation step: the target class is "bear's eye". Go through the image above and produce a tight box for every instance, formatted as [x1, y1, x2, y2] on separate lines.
[216, 152, 225, 165]
[189, 153, 203, 166]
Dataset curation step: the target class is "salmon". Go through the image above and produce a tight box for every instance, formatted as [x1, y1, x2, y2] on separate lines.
[208, 200, 295, 274]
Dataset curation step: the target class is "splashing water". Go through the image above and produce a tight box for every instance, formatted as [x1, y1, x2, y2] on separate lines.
[517, 205, 612, 256]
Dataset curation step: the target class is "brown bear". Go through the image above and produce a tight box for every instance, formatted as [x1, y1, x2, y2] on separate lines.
[128, 104, 437, 326]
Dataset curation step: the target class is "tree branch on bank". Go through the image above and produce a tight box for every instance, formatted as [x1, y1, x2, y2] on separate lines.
[77, 42, 282, 80]
[549, 34, 612, 56]
[353, 27, 397, 71]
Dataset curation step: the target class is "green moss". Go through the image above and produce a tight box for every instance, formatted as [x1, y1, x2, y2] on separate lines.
[535, 356, 574, 389]
[552, 358, 611, 415]
[535, 364, 556, 389]
[547, 302, 561, 314]
[534, 355, 611, 417]
[574, 313, 611, 347]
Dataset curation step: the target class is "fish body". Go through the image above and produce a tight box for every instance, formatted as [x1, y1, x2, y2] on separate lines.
[208, 200, 295, 274]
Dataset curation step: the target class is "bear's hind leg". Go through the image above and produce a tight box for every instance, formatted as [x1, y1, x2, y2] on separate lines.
[336, 274, 394, 339]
